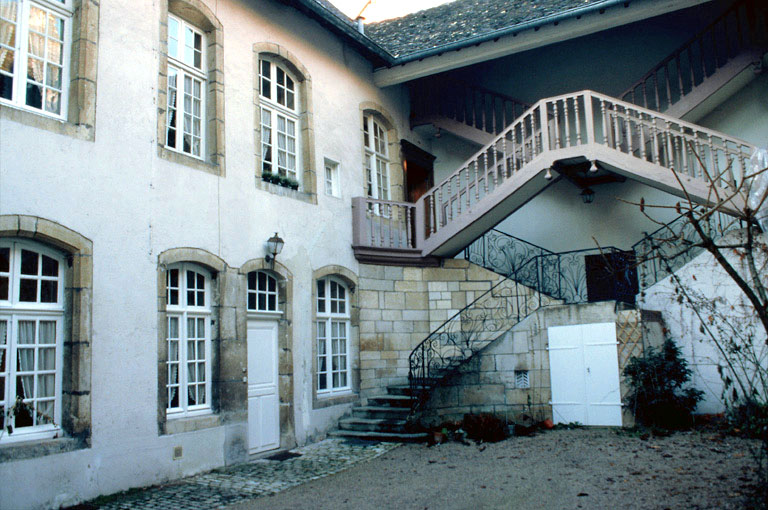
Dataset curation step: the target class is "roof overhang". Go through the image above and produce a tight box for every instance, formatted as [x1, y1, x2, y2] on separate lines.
[372, 0, 713, 87]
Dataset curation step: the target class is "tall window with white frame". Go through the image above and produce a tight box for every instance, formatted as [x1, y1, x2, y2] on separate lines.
[166, 263, 212, 417]
[0, 0, 72, 118]
[363, 115, 389, 202]
[316, 277, 350, 396]
[165, 13, 206, 159]
[259, 58, 300, 185]
[0, 240, 64, 443]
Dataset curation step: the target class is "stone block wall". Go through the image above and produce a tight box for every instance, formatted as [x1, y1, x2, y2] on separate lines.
[357, 259, 506, 397]
[420, 302, 666, 427]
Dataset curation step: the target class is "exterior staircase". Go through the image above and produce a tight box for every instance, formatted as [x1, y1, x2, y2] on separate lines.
[329, 384, 428, 441]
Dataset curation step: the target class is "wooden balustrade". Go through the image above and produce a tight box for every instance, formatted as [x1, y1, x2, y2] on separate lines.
[620, 0, 766, 114]
[410, 77, 530, 135]
[354, 90, 755, 260]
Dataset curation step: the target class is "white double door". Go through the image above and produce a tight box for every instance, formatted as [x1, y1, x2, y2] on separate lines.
[548, 322, 622, 426]
[247, 319, 280, 454]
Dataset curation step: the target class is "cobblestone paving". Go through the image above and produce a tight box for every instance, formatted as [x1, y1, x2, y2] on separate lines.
[93, 439, 400, 510]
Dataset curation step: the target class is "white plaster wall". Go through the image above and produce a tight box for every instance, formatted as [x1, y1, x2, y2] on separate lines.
[641, 231, 768, 414]
[0, 0, 425, 507]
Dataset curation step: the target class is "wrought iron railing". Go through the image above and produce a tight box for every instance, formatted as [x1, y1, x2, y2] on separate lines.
[631, 210, 744, 289]
[409, 243, 638, 410]
[463, 229, 555, 277]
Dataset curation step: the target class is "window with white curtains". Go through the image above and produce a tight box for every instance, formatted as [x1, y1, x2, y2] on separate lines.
[0, 0, 72, 118]
[259, 58, 300, 184]
[363, 115, 390, 202]
[0, 239, 64, 442]
[166, 263, 212, 417]
[165, 13, 206, 159]
[316, 277, 350, 395]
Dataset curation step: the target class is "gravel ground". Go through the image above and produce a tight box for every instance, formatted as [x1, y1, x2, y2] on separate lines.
[225, 428, 759, 510]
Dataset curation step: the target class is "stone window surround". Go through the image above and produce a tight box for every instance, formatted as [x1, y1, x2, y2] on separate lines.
[311, 265, 359, 410]
[239, 258, 295, 449]
[157, 248, 226, 435]
[157, 0, 226, 177]
[0, 215, 93, 462]
[253, 43, 317, 204]
[0, 0, 100, 141]
[359, 102, 404, 203]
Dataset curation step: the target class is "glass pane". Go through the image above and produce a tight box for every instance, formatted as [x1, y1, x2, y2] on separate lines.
[318, 373, 326, 390]
[247, 293, 256, 310]
[0, 19, 15, 49]
[48, 14, 63, 40]
[0, 1, 18, 23]
[193, 32, 202, 69]
[169, 288, 178, 306]
[41, 254, 58, 276]
[0, 73, 10, 100]
[40, 280, 57, 302]
[46, 63, 61, 88]
[28, 6, 45, 34]
[257, 271, 266, 290]
[168, 16, 179, 58]
[332, 372, 339, 388]
[0, 319, 6, 345]
[18, 321, 35, 345]
[26, 81, 42, 108]
[247, 271, 256, 290]
[267, 295, 276, 310]
[0, 247, 7, 273]
[45, 89, 59, 114]
[168, 340, 178, 362]
[13, 397, 32, 427]
[169, 383, 178, 408]
[168, 315, 179, 337]
[339, 371, 347, 388]
[317, 321, 326, 341]
[257, 294, 265, 310]
[39, 321, 55, 344]
[37, 374, 54, 397]
[19, 279, 37, 302]
[268, 275, 276, 292]
[187, 317, 196, 339]
[37, 400, 53, 424]
[47, 39, 62, 65]
[16, 374, 33, 398]
[0, 277, 7, 300]
[20, 249, 38, 275]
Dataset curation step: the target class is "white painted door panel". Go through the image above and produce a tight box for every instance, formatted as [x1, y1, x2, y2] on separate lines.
[247, 320, 280, 454]
[549, 323, 622, 426]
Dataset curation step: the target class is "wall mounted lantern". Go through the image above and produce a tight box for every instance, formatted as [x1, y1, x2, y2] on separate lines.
[580, 187, 595, 204]
[265, 232, 285, 264]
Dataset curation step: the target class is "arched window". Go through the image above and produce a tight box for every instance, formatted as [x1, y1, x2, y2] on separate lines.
[247, 270, 279, 313]
[0, 239, 65, 442]
[259, 58, 300, 184]
[166, 262, 212, 416]
[316, 277, 350, 395]
[364, 114, 390, 201]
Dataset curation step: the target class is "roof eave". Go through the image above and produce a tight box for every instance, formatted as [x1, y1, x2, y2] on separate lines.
[372, 0, 714, 87]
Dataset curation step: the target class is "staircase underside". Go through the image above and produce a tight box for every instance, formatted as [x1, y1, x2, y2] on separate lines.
[423, 143, 747, 258]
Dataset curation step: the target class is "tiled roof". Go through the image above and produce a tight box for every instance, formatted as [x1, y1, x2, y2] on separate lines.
[365, 0, 607, 58]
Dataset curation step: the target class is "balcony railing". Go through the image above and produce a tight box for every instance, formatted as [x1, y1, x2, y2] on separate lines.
[620, 0, 767, 114]
[353, 91, 755, 261]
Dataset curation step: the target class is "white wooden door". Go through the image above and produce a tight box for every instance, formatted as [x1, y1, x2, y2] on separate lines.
[247, 320, 280, 454]
[548, 323, 622, 426]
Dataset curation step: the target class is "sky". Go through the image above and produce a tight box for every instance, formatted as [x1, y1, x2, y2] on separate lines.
[330, 0, 454, 22]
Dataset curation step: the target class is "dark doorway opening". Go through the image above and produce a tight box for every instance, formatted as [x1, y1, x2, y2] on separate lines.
[401, 140, 435, 203]
[584, 251, 639, 305]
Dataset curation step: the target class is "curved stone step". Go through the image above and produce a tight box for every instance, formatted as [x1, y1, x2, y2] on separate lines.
[338, 417, 408, 433]
[366, 395, 414, 408]
[352, 406, 410, 419]
[328, 429, 428, 443]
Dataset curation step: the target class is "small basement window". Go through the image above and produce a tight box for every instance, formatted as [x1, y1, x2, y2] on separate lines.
[515, 370, 530, 389]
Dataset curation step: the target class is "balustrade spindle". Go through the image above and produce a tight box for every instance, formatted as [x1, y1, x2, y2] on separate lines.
[640, 113, 647, 160]
[564, 99, 571, 147]
[676, 54, 684, 99]
[447, 177, 453, 223]
[611, 106, 620, 150]
[483, 152, 489, 194]
[664, 63, 672, 109]
[552, 103, 560, 149]
[501, 134, 508, 178]
[474, 160, 480, 201]
[653, 73, 661, 110]
[389, 204, 395, 248]
[707, 135, 717, 180]
[490, 149, 498, 190]
[665, 120, 674, 170]
[456, 171, 462, 216]
[672, 134, 682, 176]
[600, 100, 608, 145]
[627, 108, 635, 154]
[574, 98, 582, 145]
[437, 187, 444, 229]
[405, 206, 412, 248]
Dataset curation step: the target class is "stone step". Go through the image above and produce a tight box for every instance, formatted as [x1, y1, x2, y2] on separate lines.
[328, 429, 428, 443]
[352, 406, 410, 419]
[338, 417, 408, 433]
[386, 384, 431, 396]
[366, 395, 414, 408]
